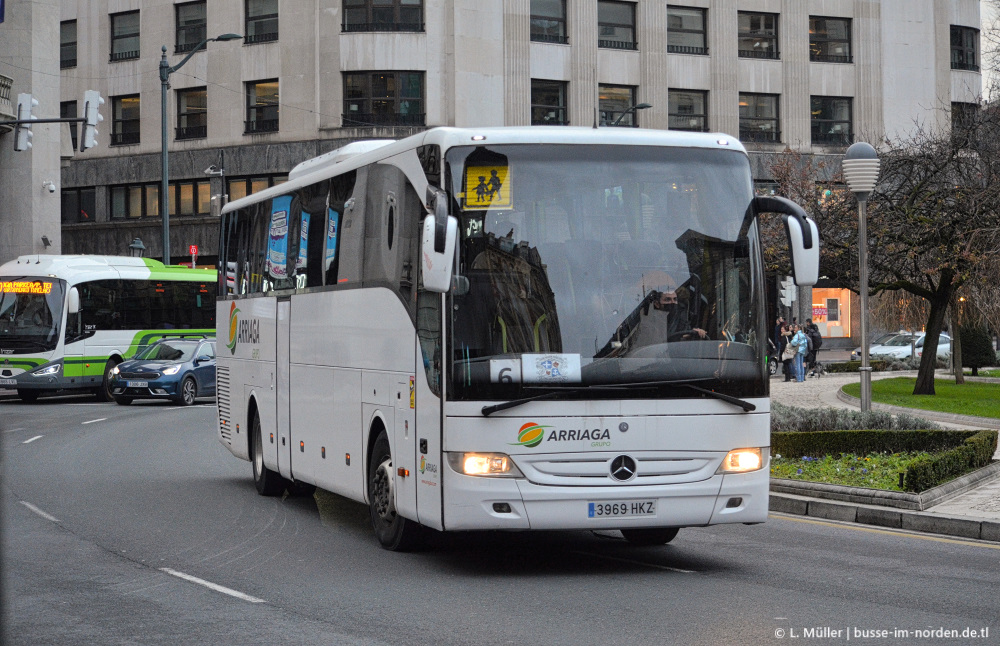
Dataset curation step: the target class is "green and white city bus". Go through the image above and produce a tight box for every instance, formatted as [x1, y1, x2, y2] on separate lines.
[0, 255, 216, 402]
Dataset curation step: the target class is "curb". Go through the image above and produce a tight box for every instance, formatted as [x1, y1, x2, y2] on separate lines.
[770, 492, 1000, 542]
[836, 388, 1000, 430]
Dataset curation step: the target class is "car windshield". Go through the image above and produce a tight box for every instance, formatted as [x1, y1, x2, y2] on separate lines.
[136, 340, 198, 362]
[0, 277, 66, 353]
[871, 333, 901, 346]
[445, 143, 765, 402]
[884, 335, 916, 347]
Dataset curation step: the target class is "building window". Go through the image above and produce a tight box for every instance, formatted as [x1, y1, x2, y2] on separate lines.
[175, 2, 207, 53]
[738, 12, 777, 59]
[246, 0, 279, 44]
[951, 26, 980, 71]
[61, 187, 96, 224]
[668, 89, 707, 132]
[176, 87, 207, 140]
[61, 101, 78, 151]
[342, 72, 425, 127]
[809, 17, 852, 63]
[811, 96, 853, 146]
[111, 94, 141, 146]
[227, 175, 288, 202]
[599, 85, 638, 127]
[343, 0, 423, 32]
[245, 80, 279, 134]
[598, 1, 636, 50]
[110, 11, 140, 61]
[531, 79, 568, 125]
[60, 21, 77, 69]
[111, 184, 159, 219]
[531, 0, 567, 44]
[739, 93, 780, 143]
[667, 6, 707, 55]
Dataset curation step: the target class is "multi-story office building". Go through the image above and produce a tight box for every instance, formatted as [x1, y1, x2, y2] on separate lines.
[2, 0, 982, 333]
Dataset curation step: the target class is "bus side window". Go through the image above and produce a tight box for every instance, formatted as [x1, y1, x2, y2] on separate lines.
[327, 170, 359, 286]
[295, 180, 329, 289]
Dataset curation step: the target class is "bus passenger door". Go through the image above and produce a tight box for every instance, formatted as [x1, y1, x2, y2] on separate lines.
[276, 297, 292, 479]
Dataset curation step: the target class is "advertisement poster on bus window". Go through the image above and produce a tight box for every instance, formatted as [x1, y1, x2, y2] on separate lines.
[325, 208, 339, 270]
[297, 212, 310, 270]
[267, 195, 292, 279]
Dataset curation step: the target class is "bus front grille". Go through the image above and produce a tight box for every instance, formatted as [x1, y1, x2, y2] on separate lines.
[217, 366, 231, 444]
[516, 452, 721, 486]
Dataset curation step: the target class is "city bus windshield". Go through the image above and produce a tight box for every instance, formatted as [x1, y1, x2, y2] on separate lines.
[446, 144, 766, 401]
[0, 277, 66, 353]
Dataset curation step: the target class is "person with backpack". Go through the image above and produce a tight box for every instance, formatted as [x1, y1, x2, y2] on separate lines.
[806, 319, 823, 376]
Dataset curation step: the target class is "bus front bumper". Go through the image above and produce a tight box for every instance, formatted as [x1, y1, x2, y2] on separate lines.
[441, 467, 769, 531]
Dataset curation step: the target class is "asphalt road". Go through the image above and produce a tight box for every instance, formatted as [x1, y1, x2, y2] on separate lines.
[2, 395, 998, 645]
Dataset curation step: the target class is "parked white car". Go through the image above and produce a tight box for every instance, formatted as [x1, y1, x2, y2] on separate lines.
[869, 332, 951, 360]
[851, 332, 909, 360]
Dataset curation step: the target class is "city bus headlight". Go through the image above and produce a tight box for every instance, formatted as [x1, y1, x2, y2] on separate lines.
[717, 447, 768, 474]
[447, 452, 524, 478]
[32, 364, 61, 376]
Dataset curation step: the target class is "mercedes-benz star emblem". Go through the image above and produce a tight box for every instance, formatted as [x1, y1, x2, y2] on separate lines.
[610, 455, 637, 482]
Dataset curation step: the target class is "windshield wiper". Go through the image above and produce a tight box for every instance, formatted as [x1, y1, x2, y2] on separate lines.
[480, 378, 752, 416]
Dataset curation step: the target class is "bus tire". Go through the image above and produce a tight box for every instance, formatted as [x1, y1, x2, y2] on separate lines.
[17, 389, 39, 403]
[176, 376, 197, 406]
[114, 396, 132, 405]
[620, 527, 679, 546]
[252, 411, 287, 496]
[96, 358, 119, 402]
[368, 430, 422, 551]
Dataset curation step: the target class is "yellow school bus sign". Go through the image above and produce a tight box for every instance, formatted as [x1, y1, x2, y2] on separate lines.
[463, 165, 511, 210]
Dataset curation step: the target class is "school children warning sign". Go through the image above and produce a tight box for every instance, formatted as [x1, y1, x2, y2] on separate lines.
[463, 165, 511, 210]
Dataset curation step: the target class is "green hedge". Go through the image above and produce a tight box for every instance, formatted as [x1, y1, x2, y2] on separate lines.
[824, 360, 889, 373]
[903, 430, 997, 492]
[772, 429, 998, 492]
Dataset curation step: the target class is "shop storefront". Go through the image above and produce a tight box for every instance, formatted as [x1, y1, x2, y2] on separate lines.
[811, 287, 853, 338]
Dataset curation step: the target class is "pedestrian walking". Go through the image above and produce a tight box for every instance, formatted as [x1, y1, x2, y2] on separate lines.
[791, 324, 809, 382]
[805, 318, 823, 376]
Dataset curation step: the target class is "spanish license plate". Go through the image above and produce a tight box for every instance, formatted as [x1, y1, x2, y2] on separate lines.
[588, 500, 656, 518]
[0, 378, 15, 386]
[127, 381, 148, 388]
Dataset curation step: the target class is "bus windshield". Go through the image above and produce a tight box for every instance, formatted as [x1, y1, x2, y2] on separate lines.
[446, 144, 766, 401]
[0, 277, 66, 353]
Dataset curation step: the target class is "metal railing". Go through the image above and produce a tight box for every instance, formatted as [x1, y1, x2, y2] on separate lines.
[0, 74, 13, 121]
[176, 125, 207, 140]
[599, 39, 637, 50]
[951, 61, 980, 72]
[810, 52, 852, 64]
[244, 119, 279, 134]
[668, 44, 708, 55]
[342, 112, 425, 127]
[738, 49, 779, 60]
[342, 21, 423, 32]
[811, 131, 852, 146]
[110, 49, 140, 62]
[111, 131, 141, 146]
[739, 128, 781, 143]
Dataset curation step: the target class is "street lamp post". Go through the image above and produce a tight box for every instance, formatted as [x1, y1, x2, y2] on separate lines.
[128, 237, 146, 257]
[611, 102, 652, 127]
[160, 33, 242, 264]
[842, 142, 881, 412]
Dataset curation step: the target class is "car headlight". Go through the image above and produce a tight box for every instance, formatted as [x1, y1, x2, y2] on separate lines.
[717, 447, 768, 474]
[446, 452, 524, 478]
[161, 365, 181, 375]
[32, 364, 61, 376]
[112, 365, 120, 375]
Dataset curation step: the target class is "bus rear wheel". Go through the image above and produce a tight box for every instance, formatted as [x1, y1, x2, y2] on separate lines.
[96, 358, 119, 402]
[621, 528, 679, 546]
[252, 411, 287, 496]
[368, 430, 422, 551]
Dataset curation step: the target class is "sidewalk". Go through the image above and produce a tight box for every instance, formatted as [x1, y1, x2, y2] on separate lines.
[769, 369, 1000, 541]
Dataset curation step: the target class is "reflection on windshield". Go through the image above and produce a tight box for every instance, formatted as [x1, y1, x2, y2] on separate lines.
[138, 341, 197, 362]
[447, 144, 766, 401]
[0, 278, 65, 352]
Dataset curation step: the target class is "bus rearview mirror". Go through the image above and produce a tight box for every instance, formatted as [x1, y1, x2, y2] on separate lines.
[68, 287, 80, 315]
[753, 196, 820, 286]
[421, 214, 458, 293]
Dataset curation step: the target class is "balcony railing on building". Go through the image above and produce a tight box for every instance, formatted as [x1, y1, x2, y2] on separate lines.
[176, 125, 207, 140]
[599, 39, 637, 50]
[244, 119, 279, 134]
[667, 44, 708, 55]
[810, 52, 852, 64]
[175, 29, 208, 53]
[951, 60, 980, 72]
[0, 74, 14, 124]
[342, 112, 426, 127]
[342, 21, 423, 32]
[246, 17, 278, 44]
[110, 50, 140, 62]
[811, 130, 852, 146]
[111, 131, 140, 146]
[738, 48, 778, 59]
[739, 128, 781, 143]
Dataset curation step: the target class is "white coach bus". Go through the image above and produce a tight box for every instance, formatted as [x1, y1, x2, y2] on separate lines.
[0, 255, 216, 402]
[217, 127, 819, 550]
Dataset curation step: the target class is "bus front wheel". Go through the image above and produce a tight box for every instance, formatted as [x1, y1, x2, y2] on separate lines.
[368, 430, 422, 551]
[252, 411, 287, 496]
[621, 527, 679, 546]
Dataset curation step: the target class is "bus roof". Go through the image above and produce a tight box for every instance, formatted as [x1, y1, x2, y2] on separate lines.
[222, 126, 749, 215]
[0, 255, 216, 284]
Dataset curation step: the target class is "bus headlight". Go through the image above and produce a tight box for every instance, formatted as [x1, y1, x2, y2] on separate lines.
[447, 452, 524, 478]
[717, 447, 768, 474]
[32, 364, 61, 376]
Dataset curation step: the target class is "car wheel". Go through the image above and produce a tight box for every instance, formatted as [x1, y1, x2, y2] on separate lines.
[620, 527, 679, 546]
[114, 396, 132, 406]
[252, 410, 287, 496]
[369, 430, 422, 551]
[178, 376, 197, 406]
[768, 357, 778, 376]
[96, 358, 119, 402]
[17, 389, 39, 403]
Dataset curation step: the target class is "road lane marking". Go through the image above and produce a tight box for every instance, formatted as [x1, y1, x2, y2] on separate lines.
[159, 568, 265, 603]
[4, 428, 25, 433]
[81, 418, 106, 425]
[22, 435, 43, 444]
[771, 513, 1000, 550]
[570, 550, 696, 573]
[19, 501, 59, 523]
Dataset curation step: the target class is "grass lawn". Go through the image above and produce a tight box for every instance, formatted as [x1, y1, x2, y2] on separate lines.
[963, 368, 1000, 378]
[842, 377, 1000, 419]
[771, 452, 931, 491]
